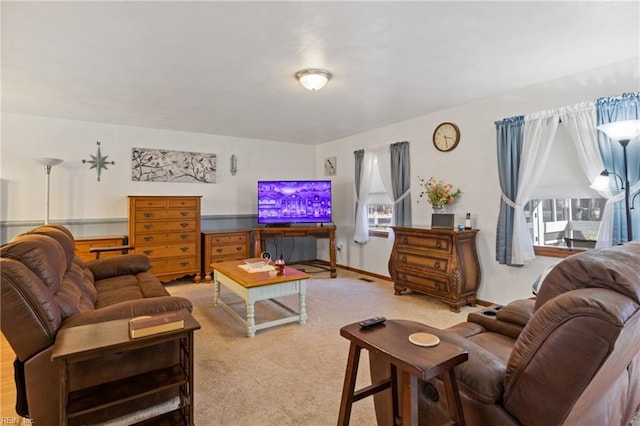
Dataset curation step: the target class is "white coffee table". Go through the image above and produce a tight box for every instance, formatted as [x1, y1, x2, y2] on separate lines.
[212, 260, 310, 337]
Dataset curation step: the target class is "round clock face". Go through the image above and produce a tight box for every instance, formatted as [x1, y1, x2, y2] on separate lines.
[433, 122, 460, 152]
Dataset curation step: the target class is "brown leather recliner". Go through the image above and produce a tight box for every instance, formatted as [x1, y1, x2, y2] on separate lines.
[1, 224, 194, 425]
[371, 240, 640, 425]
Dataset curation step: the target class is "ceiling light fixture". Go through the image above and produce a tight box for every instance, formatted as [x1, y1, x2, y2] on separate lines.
[295, 69, 331, 91]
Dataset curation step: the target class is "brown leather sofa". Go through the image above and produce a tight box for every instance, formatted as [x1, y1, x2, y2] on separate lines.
[371, 240, 640, 425]
[1, 224, 194, 425]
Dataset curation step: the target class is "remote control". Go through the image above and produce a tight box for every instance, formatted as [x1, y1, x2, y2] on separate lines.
[359, 316, 386, 328]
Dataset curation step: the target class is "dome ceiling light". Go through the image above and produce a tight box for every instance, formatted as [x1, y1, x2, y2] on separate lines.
[295, 69, 332, 91]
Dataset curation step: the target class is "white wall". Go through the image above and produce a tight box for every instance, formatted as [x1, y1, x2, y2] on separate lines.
[315, 58, 640, 305]
[1, 114, 315, 223]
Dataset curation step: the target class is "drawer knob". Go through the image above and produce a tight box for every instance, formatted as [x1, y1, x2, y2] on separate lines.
[180, 261, 189, 267]
[180, 222, 189, 228]
[216, 248, 223, 253]
[402, 237, 409, 244]
[144, 224, 153, 230]
[144, 212, 154, 218]
[236, 247, 242, 252]
[435, 241, 442, 249]
[400, 255, 407, 263]
[180, 211, 189, 217]
[144, 236, 153, 241]
[180, 247, 189, 253]
[434, 261, 441, 269]
[143, 250, 153, 255]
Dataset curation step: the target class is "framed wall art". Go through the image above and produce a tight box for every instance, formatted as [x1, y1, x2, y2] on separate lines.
[131, 148, 217, 183]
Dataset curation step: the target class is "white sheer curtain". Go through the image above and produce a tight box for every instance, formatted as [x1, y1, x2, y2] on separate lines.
[376, 148, 394, 221]
[353, 151, 376, 243]
[558, 102, 614, 248]
[511, 112, 560, 264]
[353, 146, 397, 243]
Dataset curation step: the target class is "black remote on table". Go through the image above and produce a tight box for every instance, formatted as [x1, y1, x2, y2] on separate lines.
[359, 316, 386, 328]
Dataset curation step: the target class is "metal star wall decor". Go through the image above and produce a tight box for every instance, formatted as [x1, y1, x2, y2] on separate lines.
[83, 141, 115, 181]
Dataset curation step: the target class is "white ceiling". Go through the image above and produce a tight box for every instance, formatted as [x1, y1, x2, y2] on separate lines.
[2, 1, 639, 145]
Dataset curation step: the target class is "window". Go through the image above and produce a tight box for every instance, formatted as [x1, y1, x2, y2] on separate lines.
[366, 155, 393, 236]
[527, 124, 604, 256]
[525, 197, 605, 249]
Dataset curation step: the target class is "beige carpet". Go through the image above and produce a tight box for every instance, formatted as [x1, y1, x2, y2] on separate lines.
[165, 267, 477, 426]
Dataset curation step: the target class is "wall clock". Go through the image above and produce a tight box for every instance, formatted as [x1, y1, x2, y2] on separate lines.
[433, 122, 461, 152]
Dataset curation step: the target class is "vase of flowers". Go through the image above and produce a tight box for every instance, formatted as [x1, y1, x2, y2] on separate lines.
[418, 177, 461, 211]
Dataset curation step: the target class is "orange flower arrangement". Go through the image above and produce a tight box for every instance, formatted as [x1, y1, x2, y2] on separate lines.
[418, 177, 461, 208]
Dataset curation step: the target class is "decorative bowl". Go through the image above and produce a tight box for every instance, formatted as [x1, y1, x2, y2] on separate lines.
[244, 258, 269, 270]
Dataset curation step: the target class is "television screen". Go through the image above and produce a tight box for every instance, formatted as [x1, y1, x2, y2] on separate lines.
[258, 180, 332, 225]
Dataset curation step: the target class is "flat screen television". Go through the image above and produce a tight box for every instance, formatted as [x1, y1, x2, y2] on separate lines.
[257, 180, 332, 225]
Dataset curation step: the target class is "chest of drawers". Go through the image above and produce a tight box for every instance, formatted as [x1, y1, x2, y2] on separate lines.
[128, 195, 202, 283]
[202, 230, 251, 282]
[389, 227, 480, 312]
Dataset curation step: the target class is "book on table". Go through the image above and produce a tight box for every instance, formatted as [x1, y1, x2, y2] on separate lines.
[129, 311, 185, 339]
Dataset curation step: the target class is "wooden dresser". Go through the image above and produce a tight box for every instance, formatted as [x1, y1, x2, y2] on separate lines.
[202, 230, 251, 282]
[388, 227, 481, 312]
[128, 195, 202, 283]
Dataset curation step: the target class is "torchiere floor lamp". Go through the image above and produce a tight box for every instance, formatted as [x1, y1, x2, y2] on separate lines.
[35, 157, 63, 224]
[593, 119, 640, 242]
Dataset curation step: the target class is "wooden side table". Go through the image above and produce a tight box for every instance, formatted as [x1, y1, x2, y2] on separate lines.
[338, 320, 468, 426]
[51, 310, 200, 425]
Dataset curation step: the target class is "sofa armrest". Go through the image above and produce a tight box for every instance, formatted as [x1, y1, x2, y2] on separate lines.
[60, 296, 193, 328]
[467, 299, 535, 339]
[87, 254, 150, 280]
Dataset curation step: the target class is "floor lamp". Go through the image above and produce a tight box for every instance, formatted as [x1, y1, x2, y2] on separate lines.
[35, 157, 63, 224]
[593, 119, 640, 243]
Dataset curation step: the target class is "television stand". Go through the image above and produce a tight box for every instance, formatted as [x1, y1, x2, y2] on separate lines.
[253, 225, 337, 278]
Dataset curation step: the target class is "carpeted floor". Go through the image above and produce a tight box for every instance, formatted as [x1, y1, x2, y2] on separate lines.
[164, 267, 476, 426]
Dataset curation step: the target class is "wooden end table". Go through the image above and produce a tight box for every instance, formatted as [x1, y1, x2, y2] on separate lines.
[338, 320, 468, 426]
[51, 309, 200, 425]
[212, 260, 311, 337]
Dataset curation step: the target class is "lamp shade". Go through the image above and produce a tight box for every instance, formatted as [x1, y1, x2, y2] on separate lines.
[596, 119, 640, 142]
[35, 157, 64, 167]
[590, 173, 611, 191]
[295, 69, 331, 91]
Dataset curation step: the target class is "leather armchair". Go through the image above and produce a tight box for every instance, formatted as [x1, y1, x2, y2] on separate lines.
[371, 240, 640, 425]
[1, 225, 193, 425]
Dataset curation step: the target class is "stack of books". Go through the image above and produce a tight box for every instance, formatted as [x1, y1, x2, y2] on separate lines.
[128, 311, 185, 339]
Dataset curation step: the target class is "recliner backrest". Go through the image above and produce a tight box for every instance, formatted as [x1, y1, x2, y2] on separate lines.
[502, 288, 638, 425]
[1, 226, 99, 360]
[535, 240, 640, 309]
[1, 257, 62, 360]
[503, 240, 640, 425]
